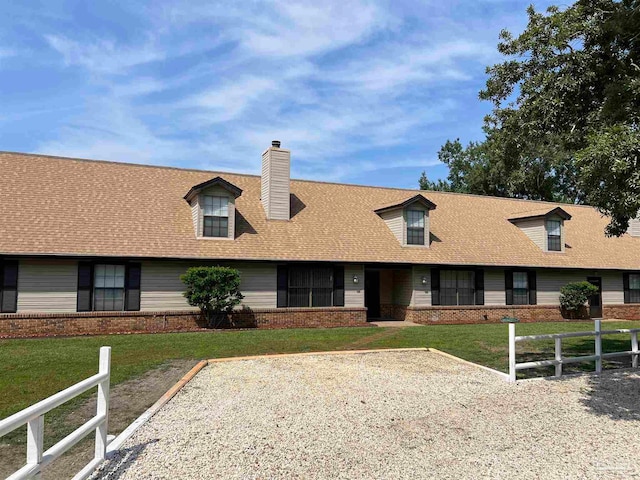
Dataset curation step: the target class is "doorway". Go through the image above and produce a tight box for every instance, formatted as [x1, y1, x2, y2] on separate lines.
[364, 270, 380, 320]
[587, 276, 603, 318]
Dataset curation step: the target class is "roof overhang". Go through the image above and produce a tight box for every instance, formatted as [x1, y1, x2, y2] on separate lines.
[183, 176, 243, 203]
[508, 206, 572, 222]
[374, 194, 437, 215]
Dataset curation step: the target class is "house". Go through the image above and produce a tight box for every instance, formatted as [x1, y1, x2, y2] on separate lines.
[1, 141, 640, 337]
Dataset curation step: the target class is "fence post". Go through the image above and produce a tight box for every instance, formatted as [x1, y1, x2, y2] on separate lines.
[95, 346, 111, 462]
[554, 337, 562, 377]
[26, 415, 44, 479]
[632, 332, 638, 369]
[594, 319, 602, 374]
[508, 322, 516, 382]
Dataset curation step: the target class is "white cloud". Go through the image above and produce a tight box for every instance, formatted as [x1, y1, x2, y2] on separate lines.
[45, 35, 164, 74]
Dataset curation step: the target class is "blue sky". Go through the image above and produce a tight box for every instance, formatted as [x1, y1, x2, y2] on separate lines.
[0, 0, 554, 189]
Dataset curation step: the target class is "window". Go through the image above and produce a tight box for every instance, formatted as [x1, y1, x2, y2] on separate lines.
[288, 266, 333, 307]
[441, 270, 475, 306]
[547, 219, 562, 251]
[93, 264, 125, 311]
[203, 195, 229, 238]
[406, 210, 425, 245]
[630, 274, 640, 303]
[0, 261, 18, 313]
[513, 271, 529, 305]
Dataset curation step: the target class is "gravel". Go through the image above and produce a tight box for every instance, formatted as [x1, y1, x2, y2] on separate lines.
[94, 351, 640, 479]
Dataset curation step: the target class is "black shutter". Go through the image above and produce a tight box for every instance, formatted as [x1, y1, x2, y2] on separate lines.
[1, 261, 18, 313]
[623, 273, 630, 304]
[505, 270, 514, 305]
[431, 268, 440, 306]
[333, 265, 345, 307]
[528, 270, 537, 305]
[277, 265, 288, 308]
[474, 269, 484, 305]
[125, 263, 142, 311]
[77, 262, 93, 312]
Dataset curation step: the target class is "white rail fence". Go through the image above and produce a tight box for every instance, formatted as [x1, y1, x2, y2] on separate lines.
[508, 320, 640, 382]
[0, 346, 111, 480]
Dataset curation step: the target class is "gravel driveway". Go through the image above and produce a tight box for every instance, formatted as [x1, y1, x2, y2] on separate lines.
[94, 350, 640, 479]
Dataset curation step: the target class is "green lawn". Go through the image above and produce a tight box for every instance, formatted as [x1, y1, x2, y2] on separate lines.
[3, 320, 640, 422]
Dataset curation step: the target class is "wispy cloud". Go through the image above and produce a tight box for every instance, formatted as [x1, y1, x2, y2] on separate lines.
[0, 0, 556, 186]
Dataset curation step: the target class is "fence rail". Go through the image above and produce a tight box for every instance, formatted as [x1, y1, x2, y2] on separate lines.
[508, 320, 640, 382]
[0, 346, 111, 480]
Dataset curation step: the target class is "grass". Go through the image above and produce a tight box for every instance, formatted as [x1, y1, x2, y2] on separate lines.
[1, 320, 639, 447]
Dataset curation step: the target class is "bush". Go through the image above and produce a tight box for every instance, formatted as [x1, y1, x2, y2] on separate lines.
[181, 266, 244, 328]
[560, 281, 599, 314]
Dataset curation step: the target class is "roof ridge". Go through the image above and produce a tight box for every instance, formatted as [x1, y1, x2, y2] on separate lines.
[0, 150, 597, 210]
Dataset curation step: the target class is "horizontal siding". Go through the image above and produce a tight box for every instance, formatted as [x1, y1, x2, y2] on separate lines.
[485, 269, 505, 306]
[345, 264, 364, 307]
[516, 218, 545, 250]
[140, 261, 277, 311]
[380, 209, 403, 243]
[629, 218, 640, 237]
[393, 270, 412, 306]
[411, 266, 431, 306]
[17, 259, 77, 313]
[262, 148, 290, 220]
[602, 271, 624, 305]
[536, 270, 586, 305]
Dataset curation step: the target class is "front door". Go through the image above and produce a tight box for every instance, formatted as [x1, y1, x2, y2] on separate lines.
[587, 276, 603, 318]
[364, 270, 381, 320]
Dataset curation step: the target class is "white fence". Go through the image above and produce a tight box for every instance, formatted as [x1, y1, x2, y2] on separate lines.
[0, 346, 111, 480]
[508, 320, 640, 382]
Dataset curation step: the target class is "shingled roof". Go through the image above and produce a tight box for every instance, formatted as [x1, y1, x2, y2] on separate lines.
[1, 151, 639, 270]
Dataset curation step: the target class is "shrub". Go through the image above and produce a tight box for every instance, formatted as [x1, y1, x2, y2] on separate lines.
[560, 281, 599, 315]
[181, 266, 244, 328]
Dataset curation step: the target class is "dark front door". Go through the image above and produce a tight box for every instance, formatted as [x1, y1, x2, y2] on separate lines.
[587, 277, 603, 318]
[364, 270, 381, 320]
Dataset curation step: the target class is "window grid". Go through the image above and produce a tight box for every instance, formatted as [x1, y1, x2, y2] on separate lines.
[547, 219, 562, 251]
[630, 274, 640, 303]
[203, 195, 229, 238]
[288, 267, 333, 308]
[407, 210, 425, 245]
[94, 264, 125, 311]
[513, 271, 529, 305]
[441, 270, 475, 306]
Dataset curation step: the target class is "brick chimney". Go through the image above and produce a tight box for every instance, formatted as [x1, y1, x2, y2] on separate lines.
[261, 140, 290, 220]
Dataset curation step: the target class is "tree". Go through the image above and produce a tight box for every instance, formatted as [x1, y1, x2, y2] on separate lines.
[425, 0, 640, 235]
[181, 266, 244, 328]
[560, 281, 599, 317]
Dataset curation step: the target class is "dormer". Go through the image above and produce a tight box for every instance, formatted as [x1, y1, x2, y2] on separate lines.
[184, 177, 243, 240]
[509, 206, 572, 253]
[375, 194, 437, 247]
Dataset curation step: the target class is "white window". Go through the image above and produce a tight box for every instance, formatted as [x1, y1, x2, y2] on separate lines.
[203, 196, 229, 237]
[547, 219, 562, 251]
[407, 210, 425, 245]
[513, 271, 529, 305]
[94, 264, 125, 311]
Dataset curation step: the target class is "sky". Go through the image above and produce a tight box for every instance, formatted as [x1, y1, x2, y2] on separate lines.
[0, 0, 555, 189]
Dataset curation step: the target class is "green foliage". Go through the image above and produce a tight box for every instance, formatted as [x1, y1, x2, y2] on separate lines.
[181, 266, 244, 327]
[560, 281, 599, 312]
[424, 0, 640, 234]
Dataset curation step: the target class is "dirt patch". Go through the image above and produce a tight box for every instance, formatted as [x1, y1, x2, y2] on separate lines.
[0, 359, 196, 480]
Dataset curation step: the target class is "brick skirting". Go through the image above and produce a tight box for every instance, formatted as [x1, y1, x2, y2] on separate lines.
[0, 307, 368, 339]
[396, 304, 640, 324]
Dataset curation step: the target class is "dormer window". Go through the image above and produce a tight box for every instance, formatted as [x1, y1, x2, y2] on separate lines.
[374, 194, 436, 248]
[183, 176, 242, 240]
[546, 219, 562, 251]
[203, 195, 229, 238]
[407, 210, 425, 245]
[508, 206, 571, 253]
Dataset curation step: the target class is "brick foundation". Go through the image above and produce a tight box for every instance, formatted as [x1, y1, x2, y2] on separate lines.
[395, 304, 640, 325]
[0, 307, 368, 339]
